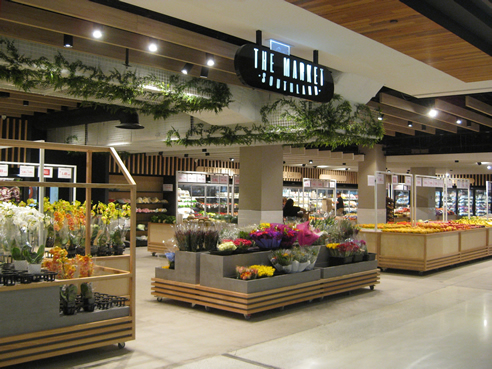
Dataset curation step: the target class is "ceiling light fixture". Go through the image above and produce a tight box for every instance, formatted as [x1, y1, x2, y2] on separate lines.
[478, 162, 482, 165]
[148, 39, 158, 52]
[63, 34, 73, 48]
[428, 108, 438, 118]
[345, 167, 349, 171]
[206, 53, 215, 67]
[184, 154, 188, 158]
[92, 25, 103, 39]
[309, 160, 313, 164]
[407, 121, 413, 127]
[181, 63, 193, 75]
[455, 160, 459, 163]
[23, 100, 29, 106]
[202, 149, 207, 153]
[116, 112, 144, 129]
[200, 67, 209, 78]
[488, 165, 491, 170]
[205, 152, 210, 156]
[456, 118, 462, 124]
[377, 113, 384, 121]
[302, 164, 306, 167]
[230, 158, 234, 162]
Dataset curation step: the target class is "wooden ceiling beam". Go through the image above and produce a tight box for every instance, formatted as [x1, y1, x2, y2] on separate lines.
[384, 116, 435, 134]
[435, 98, 492, 129]
[384, 129, 396, 136]
[383, 122, 415, 136]
[380, 93, 479, 132]
[12, 0, 239, 59]
[466, 96, 492, 119]
[368, 101, 457, 133]
[0, 2, 236, 75]
[0, 89, 78, 108]
[0, 20, 240, 87]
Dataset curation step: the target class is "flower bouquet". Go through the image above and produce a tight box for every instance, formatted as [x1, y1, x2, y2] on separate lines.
[164, 252, 175, 269]
[326, 240, 360, 265]
[214, 240, 237, 255]
[269, 249, 293, 273]
[296, 221, 320, 246]
[249, 264, 275, 278]
[250, 224, 282, 250]
[235, 266, 258, 280]
[272, 223, 298, 248]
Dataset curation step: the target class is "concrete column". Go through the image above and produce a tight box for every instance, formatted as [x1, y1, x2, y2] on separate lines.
[238, 145, 284, 226]
[411, 167, 437, 221]
[357, 144, 386, 224]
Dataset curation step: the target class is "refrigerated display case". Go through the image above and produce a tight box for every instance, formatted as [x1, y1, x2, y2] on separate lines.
[474, 189, 486, 217]
[283, 186, 303, 207]
[457, 189, 472, 217]
[176, 171, 230, 220]
[394, 188, 410, 220]
[302, 178, 336, 213]
[339, 189, 358, 219]
[231, 174, 239, 216]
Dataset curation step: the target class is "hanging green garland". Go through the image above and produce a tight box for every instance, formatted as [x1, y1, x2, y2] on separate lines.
[0, 39, 232, 120]
[165, 95, 384, 148]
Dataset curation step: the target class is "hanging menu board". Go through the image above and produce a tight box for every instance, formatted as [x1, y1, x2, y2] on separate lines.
[58, 167, 72, 179]
[177, 173, 206, 183]
[19, 165, 35, 177]
[0, 164, 8, 176]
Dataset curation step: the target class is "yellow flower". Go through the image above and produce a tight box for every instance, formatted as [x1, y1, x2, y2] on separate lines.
[326, 243, 340, 249]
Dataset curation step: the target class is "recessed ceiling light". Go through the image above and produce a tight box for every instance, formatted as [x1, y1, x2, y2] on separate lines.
[456, 119, 462, 124]
[488, 165, 491, 170]
[148, 40, 158, 52]
[428, 108, 438, 118]
[309, 160, 313, 164]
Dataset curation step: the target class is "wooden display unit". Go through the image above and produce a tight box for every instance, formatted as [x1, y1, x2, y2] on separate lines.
[360, 227, 491, 273]
[151, 250, 379, 319]
[0, 139, 136, 367]
[109, 175, 168, 246]
[147, 222, 175, 255]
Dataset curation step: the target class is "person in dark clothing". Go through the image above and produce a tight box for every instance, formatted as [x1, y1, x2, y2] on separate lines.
[336, 192, 345, 216]
[283, 198, 305, 218]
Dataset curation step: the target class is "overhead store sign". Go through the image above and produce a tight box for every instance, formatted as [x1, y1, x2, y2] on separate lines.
[234, 44, 334, 102]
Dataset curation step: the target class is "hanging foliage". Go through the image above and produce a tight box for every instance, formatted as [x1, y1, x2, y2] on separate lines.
[0, 39, 232, 120]
[165, 95, 384, 148]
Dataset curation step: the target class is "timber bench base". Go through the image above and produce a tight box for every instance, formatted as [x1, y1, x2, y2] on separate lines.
[152, 269, 380, 319]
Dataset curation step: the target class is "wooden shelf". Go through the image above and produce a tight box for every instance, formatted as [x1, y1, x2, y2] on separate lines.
[0, 139, 136, 367]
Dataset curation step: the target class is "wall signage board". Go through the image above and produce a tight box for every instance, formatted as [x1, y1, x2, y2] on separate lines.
[58, 167, 72, 179]
[41, 167, 53, 178]
[19, 165, 35, 177]
[234, 44, 334, 103]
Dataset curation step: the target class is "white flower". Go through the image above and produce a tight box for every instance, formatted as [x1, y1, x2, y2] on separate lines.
[217, 241, 236, 252]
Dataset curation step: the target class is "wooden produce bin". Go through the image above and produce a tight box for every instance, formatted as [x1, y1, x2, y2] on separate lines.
[147, 222, 175, 255]
[360, 227, 492, 273]
[0, 139, 137, 368]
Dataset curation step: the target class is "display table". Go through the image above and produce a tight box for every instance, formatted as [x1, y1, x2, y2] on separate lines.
[360, 227, 491, 272]
[151, 250, 379, 319]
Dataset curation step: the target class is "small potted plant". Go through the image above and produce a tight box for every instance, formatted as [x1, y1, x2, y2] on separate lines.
[25, 245, 45, 274]
[81, 282, 95, 312]
[11, 243, 30, 271]
[60, 284, 79, 315]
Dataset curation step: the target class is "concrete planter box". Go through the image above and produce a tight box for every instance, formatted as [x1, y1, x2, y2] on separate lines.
[0, 286, 129, 338]
[207, 269, 321, 294]
[199, 251, 321, 293]
[319, 259, 378, 279]
[155, 250, 202, 284]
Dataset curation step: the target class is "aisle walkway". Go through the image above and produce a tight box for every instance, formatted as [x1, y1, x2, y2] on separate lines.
[10, 248, 492, 369]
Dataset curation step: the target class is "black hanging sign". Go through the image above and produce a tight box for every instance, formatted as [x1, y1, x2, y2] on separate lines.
[234, 44, 334, 103]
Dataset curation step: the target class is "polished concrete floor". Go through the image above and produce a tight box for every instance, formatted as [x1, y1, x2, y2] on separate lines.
[10, 248, 492, 369]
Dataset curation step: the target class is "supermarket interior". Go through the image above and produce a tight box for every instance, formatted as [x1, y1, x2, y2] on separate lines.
[1, 1, 492, 368]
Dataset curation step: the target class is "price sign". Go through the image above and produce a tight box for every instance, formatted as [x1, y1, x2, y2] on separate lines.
[177, 173, 188, 182]
[368, 175, 375, 186]
[392, 175, 398, 185]
[41, 167, 53, 178]
[234, 176, 240, 185]
[196, 174, 206, 183]
[58, 167, 72, 179]
[303, 178, 311, 188]
[0, 164, 8, 176]
[219, 175, 229, 185]
[416, 177, 422, 187]
[19, 165, 35, 177]
[405, 176, 412, 186]
[376, 173, 384, 185]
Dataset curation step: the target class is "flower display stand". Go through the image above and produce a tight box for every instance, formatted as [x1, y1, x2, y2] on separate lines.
[152, 250, 379, 319]
[360, 227, 491, 273]
[0, 139, 137, 368]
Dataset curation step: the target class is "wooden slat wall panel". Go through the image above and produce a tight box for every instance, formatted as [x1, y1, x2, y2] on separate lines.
[0, 116, 28, 164]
